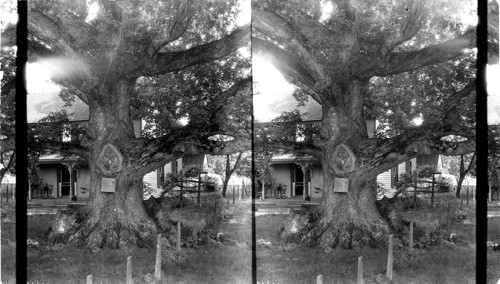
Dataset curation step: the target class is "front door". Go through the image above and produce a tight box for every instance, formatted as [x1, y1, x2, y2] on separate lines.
[292, 164, 304, 196]
[58, 165, 71, 196]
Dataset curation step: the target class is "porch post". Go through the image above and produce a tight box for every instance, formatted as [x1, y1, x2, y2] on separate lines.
[57, 165, 62, 197]
[65, 163, 75, 200]
[301, 165, 307, 200]
[489, 185, 492, 203]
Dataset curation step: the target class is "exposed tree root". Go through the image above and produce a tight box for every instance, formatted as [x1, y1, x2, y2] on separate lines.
[281, 206, 389, 249]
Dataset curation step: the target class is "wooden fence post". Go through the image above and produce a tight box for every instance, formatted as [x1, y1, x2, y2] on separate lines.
[387, 234, 394, 281]
[426, 213, 432, 238]
[197, 176, 201, 206]
[409, 222, 414, 254]
[232, 186, 235, 204]
[86, 275, 92, 284]
[6, 185, 9, 204]
[180, 183, 184, 208]
[126, 256, 132, 284]
[466, 186, 469, 205]
[243, 181, 248, 197]
[431, 174, 435, 206]
[357, 256, 364, 284]
[213, 199, 217, 224]
[177, 221, 181, 252]
[447, 202, 451, 229]
[155, 234, 162, 282]
[316, 274, 323, 284]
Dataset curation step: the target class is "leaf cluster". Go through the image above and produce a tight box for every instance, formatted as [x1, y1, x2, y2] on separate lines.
[368, 53, 475, 138]
[133, 52, 250, 139]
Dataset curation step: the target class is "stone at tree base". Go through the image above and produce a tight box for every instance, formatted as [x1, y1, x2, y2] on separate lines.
[48, 211, 77, 243]
[155, 209, 173, 232]
[279, 213, 310, 241]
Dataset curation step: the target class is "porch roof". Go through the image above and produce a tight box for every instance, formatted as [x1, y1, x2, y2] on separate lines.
[270, 154, 319, 164]
[37, 154, 85, 164]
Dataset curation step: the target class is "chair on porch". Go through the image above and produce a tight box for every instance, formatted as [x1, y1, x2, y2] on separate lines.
[30, 184, 42, 199]
[274, 184, 287, 199]
[280, 185, 287, 199]
[41, 184, 53, 199]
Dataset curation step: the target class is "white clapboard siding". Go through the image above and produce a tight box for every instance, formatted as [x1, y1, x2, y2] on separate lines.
[132, 119, 142, 138]
[143, 170, 158, 188]
[377, 171, 392, 189]
[366, 118, 376, 138]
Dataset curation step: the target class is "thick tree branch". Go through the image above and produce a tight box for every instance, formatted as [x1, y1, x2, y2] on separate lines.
[151, 0, 194, 53]
[253, 38, 321, 102]
[33, 140, 89, 159]
[380, 0, 427, 56]
[372, 28, 476, 77]
[53, 81, 90, 105]
[211, 76, 252, 107]
[253, 9, 330, 89]
[256, 138, 320, 158]
[141, 25, 250, 76]
[28, 10, 80, 57]
[440, 81, 475, 122]
[358, 123, 475, 178]
[0, 151, 15, 183]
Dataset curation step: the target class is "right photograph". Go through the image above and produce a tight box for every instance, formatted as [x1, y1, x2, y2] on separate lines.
[252, 0, 484, 283]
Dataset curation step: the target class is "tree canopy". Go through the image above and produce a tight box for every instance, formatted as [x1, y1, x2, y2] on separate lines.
[252, 0, 497, 249]
[0, 0, 253, 248]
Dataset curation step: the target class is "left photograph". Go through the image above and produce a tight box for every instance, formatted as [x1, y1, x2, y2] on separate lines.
[2, 0, 252, 283]
[0, 0, 18, 281]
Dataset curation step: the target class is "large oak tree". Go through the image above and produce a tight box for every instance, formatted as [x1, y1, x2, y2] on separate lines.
[6, 0, 251, 248]
[253, 0, 498, 249]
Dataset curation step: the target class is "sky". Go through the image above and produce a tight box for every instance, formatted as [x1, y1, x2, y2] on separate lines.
[487, 64, 500, 125]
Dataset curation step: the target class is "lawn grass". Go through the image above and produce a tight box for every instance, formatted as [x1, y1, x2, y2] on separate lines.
[256, 196, 477, 284]
[1, 197, 253, 283]
[488, 216, 500, 283]
[0, 194, 481, 283]
[1, 203, 16, 284]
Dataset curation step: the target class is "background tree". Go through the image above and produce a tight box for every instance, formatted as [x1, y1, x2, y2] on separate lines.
[253, 0, 497, 249]
[3, 0, 251, 249]
[207, 150, 251, 197]
[442, 153, 476, 197]
[0, 20, 16, 183]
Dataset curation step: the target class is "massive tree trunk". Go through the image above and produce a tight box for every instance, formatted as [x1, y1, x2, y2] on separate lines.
[68, 80, 158, 249]
[284, 80, 389, 249]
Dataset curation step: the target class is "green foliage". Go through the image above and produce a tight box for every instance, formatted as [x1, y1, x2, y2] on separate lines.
[396, 165, 454, 194]
[369, 54, 476, 138]
[134, 55, 251, 139]
[204, 176, 219, 192]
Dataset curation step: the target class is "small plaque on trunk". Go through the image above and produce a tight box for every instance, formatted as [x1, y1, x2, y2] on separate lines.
[333, 178, 349, 193]
[101, 177, 116, 193]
